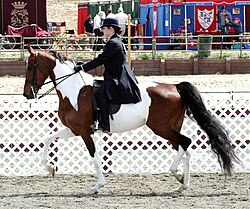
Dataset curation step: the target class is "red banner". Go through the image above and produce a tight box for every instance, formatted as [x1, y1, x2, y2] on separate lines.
[153, 4, 158, 36]
[78, 3, 88, 35]
[195, 6, 216, 32]
[0, 0, 47, 34]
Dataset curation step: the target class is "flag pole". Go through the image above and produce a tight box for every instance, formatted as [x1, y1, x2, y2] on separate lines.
[128, 14, 131, 68]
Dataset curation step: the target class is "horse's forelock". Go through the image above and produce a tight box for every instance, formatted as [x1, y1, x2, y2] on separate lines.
[28, 51, 39, 63]
[49, 51, 67, 64]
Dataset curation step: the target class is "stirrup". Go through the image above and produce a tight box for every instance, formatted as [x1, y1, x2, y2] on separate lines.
[99, 128, 112, 136]
[90, 120, 99, 131]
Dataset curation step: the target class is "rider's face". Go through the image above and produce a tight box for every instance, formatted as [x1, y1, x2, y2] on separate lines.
[101, 26, 114, 38]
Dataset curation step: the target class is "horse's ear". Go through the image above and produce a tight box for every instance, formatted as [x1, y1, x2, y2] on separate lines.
[27, 43, 35, 55]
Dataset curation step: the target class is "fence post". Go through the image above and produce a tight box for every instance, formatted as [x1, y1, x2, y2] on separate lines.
[160, 59, 165, 75]
[239, 34, 243, 58]
[152, 36, 156, 59]
[20, 37, 24, 60]
[225, 58, 231, 74]
[127, 14, 131, 68]
[193, 57, 198, 74]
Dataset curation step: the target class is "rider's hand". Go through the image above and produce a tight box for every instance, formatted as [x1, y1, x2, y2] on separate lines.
[74, 64, 84, 72]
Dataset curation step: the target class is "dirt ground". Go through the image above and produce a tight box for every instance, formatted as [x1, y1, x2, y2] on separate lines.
[1, 73, 250, 94]
[0, 173, 249, 209]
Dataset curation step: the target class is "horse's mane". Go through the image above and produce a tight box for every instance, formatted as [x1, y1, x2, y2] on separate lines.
[49, 50, 68, 64]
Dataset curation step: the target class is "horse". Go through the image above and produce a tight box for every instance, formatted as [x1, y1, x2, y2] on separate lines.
[23, 45, 239, 194]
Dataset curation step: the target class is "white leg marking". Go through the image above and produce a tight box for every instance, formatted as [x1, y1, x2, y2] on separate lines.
[170, 147, 191, 192]
[182, 150, 191, 191]
[42, 127, 75, 176]
[90, 152, 105, 194]
[170, 146, 185, 182]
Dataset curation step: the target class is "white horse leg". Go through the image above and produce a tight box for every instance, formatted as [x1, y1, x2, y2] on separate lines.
[90, 152, 105, 194]
[170, 146, 187, 192]
[42, 127, 75, 176]
[181, 150, 191, 191]
[170, 146, 185, 181]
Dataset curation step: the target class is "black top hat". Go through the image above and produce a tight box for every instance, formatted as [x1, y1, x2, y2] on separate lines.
[100, 18, 121, 30]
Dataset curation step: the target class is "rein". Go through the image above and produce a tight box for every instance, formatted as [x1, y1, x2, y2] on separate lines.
[38, 71, 78, 99]
[29, 52, 81, 99]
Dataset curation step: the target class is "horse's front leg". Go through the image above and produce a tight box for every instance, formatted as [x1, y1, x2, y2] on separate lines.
[91, 152, 105, 193]
[84, 135, 105, 194]
[42, 127, 75, 176]
[170, 146, 190, 192]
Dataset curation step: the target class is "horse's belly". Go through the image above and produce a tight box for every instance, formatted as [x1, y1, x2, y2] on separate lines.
[110, 86, 152, 133]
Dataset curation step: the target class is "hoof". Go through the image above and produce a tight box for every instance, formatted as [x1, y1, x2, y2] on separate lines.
[89, 183, 104, 194]
[178, 176, 184, 184]
[89, 188, 99, 195]
[48, 164, 56, 177]
[174, 185, 189, 193]
[175, 174, 184, 184]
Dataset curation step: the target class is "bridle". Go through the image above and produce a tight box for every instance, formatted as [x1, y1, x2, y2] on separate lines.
[27, 52, 42, 99]
[27, 51, 81, 99]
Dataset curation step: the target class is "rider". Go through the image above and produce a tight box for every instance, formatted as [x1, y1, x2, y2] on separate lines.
[74, 18, 141, 133]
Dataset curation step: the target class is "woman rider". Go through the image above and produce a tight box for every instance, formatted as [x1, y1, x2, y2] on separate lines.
[74, 18, 141, 133]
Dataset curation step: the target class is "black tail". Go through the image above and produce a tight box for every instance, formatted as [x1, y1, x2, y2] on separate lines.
[176, 82, 239, 175]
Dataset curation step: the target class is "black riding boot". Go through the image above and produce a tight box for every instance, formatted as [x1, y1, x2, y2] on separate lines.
[94, 85, 110, 132]
[99, 106, 110, 132]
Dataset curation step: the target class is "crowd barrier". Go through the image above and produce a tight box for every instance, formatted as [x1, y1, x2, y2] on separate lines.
[0, 92, 249, 176]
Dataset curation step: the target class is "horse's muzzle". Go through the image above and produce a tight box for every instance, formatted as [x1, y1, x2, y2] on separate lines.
[23, 90, 35, 99]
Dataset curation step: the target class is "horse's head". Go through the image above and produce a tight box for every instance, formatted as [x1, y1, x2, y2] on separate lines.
[23, 45, 56, 99]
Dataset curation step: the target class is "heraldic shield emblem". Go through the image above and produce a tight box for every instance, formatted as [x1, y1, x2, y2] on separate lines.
[198, 9, 214, 30]
[11, 1, 29, 27]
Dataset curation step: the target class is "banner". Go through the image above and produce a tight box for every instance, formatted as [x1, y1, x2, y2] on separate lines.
[153, 4, 158, 36]
[78, 3, 88, 35]
[195, 5, 216, 32]
[0, 0, 47, 34]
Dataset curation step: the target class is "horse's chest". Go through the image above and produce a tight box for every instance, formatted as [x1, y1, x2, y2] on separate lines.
[59, 99, 74, 111]
[58, 100, 77, 122]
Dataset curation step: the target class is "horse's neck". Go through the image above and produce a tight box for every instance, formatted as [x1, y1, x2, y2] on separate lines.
[53, 60, 94, 111]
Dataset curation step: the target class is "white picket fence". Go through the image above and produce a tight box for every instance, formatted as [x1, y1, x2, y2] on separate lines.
[0, 92, 249, 176]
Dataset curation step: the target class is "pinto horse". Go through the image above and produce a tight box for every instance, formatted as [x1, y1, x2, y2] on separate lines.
[23, 45, 238, 194]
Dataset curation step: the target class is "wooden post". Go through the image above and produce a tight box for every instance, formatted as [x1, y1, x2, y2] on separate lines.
[127, 14, 131, 68]
[225, 58, 231, 74]
[160, 59, 165, 75]
[193, 57, 199, 74]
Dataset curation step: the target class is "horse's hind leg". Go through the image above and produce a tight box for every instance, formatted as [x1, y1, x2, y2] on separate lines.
[42, 127, 75, 176]
[170, 146, 191, 192]
[169, 132, 191, 192]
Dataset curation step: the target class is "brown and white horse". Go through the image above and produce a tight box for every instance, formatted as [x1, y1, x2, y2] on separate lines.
[23, 45, 238, 194]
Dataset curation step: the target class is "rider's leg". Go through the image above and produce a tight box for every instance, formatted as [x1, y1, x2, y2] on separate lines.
[94, 85, 110, 132]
